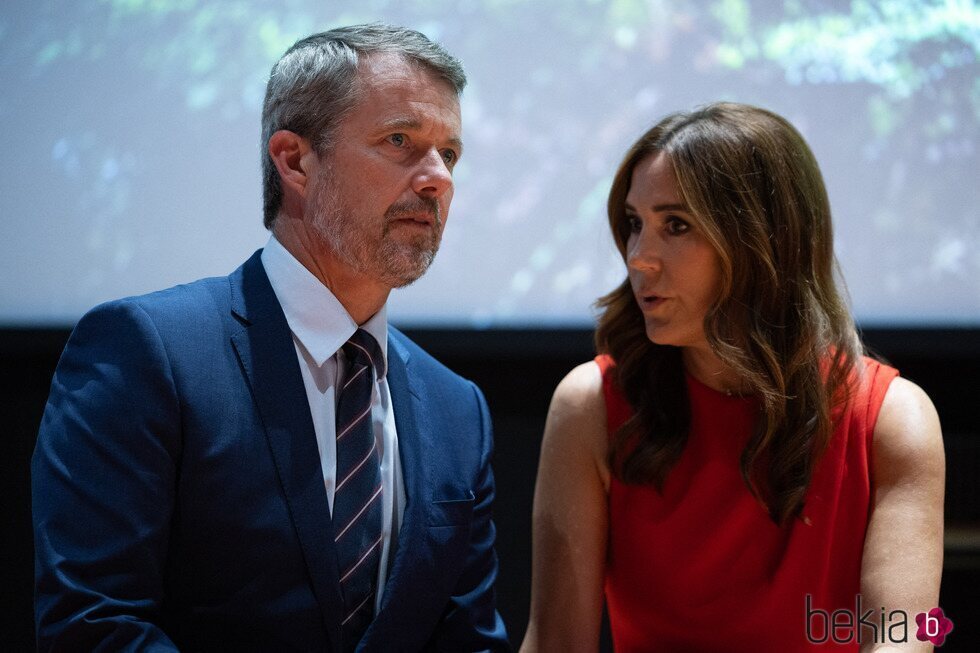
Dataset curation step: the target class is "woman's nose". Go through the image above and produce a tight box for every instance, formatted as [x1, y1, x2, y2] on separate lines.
[627, 231, 663, 273]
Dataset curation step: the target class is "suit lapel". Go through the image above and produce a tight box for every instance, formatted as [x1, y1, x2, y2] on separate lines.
[228, 252, 344, 648]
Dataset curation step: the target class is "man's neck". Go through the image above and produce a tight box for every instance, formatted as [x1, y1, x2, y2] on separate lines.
[271, 221, 390, 325]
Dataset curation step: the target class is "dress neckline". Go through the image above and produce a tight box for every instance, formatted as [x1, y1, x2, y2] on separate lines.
[684, 370, 757, 403]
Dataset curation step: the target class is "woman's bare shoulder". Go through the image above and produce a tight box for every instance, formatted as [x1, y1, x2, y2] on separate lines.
[873, 377, 943, 483]
[544, 360, 610, 485]
[551, 360, 605, 416]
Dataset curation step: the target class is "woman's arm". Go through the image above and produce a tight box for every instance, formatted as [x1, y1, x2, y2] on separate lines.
[520, 362, 611, 653]
[860, 377, 945, 652]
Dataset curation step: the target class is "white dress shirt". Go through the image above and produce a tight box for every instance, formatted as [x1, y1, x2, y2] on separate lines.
[261, 235, 404, 611]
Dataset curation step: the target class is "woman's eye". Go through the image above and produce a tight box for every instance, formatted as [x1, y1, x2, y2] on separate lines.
[388, 133, 407, 147]
[627, 215, 642, 233]
[665, 216, 690, 235]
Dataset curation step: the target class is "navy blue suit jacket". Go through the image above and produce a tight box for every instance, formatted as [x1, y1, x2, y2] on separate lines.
[32, 251, 509, 652]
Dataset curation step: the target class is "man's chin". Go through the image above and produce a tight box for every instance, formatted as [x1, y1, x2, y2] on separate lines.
[378, 247, 438, 288]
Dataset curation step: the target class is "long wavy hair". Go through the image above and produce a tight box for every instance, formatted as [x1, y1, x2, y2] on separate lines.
[595, 102, 863, 524]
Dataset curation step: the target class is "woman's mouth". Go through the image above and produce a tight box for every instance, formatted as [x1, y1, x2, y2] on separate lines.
[639, 294, 666, 310]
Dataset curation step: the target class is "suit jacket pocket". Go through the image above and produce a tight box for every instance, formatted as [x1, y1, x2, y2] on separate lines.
[427, 490, 476, 527]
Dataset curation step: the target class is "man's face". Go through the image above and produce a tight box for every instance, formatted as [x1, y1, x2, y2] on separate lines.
[307, 54, 462, 288]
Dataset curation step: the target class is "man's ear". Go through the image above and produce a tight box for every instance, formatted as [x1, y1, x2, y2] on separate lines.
[268, 130, 318, 199]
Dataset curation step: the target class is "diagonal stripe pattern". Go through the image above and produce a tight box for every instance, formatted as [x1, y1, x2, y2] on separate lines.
[333, 328, 385, 652]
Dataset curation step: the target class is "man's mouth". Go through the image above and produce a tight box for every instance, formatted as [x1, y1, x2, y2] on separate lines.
[385, 197, 441, 228]
[394, 213, 436, 226]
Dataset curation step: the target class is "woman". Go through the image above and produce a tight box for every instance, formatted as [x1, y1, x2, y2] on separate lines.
[521, 103, 944, 652]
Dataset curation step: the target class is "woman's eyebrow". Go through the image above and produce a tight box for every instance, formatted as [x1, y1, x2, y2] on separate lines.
[624, 201, 689, 213]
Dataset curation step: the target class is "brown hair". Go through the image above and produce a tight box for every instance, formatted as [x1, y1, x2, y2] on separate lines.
[595, 102, 863, 524]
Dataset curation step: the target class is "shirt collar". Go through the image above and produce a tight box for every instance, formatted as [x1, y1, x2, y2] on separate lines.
[260, 234, 388, 369]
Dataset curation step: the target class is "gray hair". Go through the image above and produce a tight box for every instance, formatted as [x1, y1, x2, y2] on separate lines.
[260, 23, 467, 228]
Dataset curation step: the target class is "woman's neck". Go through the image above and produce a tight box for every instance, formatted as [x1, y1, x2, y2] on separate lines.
[682, 346, 750, 396]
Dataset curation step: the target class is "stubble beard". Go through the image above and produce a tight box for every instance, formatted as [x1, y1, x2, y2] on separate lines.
[309, 175, 444, 289]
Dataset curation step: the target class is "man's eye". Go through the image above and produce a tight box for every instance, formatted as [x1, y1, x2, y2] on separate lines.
[388, 133, 407, 147]
[441, 149, 457, 165]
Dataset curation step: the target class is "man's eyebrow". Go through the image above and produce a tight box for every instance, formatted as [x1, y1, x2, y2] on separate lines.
[380, 117, 423, 132]
[379, 117, 463, 152]
[624, 201, 689, 213]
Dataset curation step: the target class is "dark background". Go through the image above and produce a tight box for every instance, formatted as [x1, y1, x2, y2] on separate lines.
[3, 327, 978, 650]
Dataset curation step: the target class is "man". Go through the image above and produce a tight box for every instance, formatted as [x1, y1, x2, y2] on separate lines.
[33, 24, 509, 652]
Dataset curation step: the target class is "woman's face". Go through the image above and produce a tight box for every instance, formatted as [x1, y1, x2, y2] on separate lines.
[625, 153, 723, 351]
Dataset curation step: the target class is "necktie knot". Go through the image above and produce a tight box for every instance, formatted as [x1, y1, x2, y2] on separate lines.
[342, 329, 386, 381]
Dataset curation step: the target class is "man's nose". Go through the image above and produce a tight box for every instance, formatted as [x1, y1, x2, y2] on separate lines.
[411, 148, 453, 198]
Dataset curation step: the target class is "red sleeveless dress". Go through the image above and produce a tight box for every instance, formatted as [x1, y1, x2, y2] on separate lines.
[598, 355, 898, 652]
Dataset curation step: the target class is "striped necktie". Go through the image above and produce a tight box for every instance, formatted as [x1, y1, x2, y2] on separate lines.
[333, 328, 385, 651]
